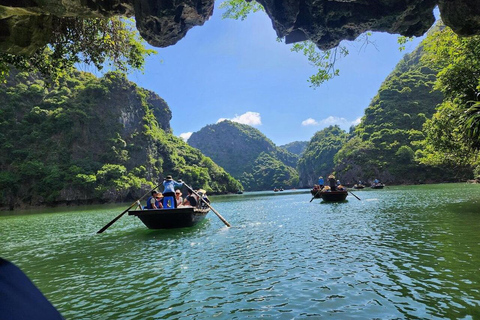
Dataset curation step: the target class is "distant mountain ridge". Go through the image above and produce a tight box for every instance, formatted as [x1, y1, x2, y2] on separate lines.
[188, 120, 299, 190]
[279, 141, 308, 156]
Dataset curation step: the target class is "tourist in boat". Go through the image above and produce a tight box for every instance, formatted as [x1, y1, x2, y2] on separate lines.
[162, 175, 183, 208]
[328, 174, 337, 191]
[183, 189, 198, 207]
[155, 193, 164, 208]
[197, 189, 210, 208]
[146, 191, 162, 209]
[318, 176, 324, 188]
[175, 189, 183, 207]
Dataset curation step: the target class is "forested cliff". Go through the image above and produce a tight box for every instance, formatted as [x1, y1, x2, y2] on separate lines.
[0, 69, 241, 209]
[299, 24, 477, 186]
[298, 126, 348, 187]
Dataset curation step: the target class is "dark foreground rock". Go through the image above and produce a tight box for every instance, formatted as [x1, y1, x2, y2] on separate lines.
[1, 0, 479, 56]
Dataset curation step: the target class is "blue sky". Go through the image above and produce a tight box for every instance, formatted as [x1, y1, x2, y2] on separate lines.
[127, 2, 427, 146]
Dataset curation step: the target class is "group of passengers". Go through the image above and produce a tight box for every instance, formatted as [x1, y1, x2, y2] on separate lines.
[144, 175, 209, 210]
[312, 174, 346, 192]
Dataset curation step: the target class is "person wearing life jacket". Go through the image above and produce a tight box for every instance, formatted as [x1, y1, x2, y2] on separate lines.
[146, 191, 161, 209]
[318, 176, 324, 188]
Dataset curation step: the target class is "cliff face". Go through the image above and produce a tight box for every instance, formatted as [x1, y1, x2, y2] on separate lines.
[0, 69, 241, 209]
[1, 0, 480, 56]
[332, 31, 472, 185]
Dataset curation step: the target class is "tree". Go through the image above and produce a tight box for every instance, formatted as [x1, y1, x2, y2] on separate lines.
[0, 17, 156, 83]
[419, 23, 480, 172]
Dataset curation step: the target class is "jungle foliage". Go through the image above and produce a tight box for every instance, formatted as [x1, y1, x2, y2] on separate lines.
[0, 17, 156, 84]
[298, 24, 477, 186]
[332, 24, 475, 185]
[0, 69, 241, 209]
[418, 25, 480, 176]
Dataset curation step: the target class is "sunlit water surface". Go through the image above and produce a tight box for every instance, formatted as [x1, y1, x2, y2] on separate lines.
[1, 184, 480, 319]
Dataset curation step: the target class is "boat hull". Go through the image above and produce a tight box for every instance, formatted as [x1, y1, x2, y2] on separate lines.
[311, 189, 348, 201]
[320, 191, 348, 202]
[128, 207, 209, 229]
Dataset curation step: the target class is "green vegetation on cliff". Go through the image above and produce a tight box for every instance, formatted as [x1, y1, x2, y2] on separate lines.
[188, 120, 299, 190]
[0, 69, 241, 209]
[418, 25, 480, 176]
[297, 24, 476, 186]
[333, 35, 472, 185]
[297, 126, 348, 187]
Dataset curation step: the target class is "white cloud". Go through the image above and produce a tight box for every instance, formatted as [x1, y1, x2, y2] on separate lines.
[320, 116, 349, 126]
[302, 116, 362, 129]
[217, 111, 262, 126]
[352, 117, 362, 126]
[301, 118, 318, 126]
[179, 132, 192, 141]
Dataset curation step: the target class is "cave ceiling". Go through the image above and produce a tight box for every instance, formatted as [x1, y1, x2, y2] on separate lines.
[0, 0, 479, 55]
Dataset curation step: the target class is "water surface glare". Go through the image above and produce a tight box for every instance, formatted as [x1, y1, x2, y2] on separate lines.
[1, 184, 480, 319]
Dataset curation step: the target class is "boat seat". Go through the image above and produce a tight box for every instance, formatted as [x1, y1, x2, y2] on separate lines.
[162, 196, 175, 209]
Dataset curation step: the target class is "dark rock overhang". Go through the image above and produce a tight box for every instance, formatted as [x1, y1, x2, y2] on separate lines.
[0, 0, 479, 55]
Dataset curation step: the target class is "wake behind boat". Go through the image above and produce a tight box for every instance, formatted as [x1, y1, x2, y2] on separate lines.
[128, 206, 210, 229]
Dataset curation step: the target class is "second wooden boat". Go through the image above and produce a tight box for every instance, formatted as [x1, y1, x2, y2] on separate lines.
[319, 190, 348, 202]
[311, 188, 348, 202]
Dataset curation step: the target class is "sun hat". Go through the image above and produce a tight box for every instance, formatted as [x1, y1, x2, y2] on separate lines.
[165, 175, 173, 180]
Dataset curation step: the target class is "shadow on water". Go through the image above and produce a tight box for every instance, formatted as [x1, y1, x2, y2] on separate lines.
[442, 200, 480, 216]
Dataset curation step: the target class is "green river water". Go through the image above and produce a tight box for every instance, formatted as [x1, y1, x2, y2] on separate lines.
[1, 183, 480, 319]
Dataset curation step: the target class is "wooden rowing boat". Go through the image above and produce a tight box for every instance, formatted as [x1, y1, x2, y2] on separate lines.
[311, 188, 348, 202]
[319, 191, 348, 202]
[128, 207, 210, 229]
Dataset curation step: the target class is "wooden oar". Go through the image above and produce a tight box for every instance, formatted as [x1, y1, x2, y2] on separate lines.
[97, 184, 160, 234]
[182, 182, 231, 227]
[348, 190, 361, 201]
[309, 188, 321, 202]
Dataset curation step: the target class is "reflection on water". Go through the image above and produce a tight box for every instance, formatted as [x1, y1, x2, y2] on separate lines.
[1, 184, 480, 319]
